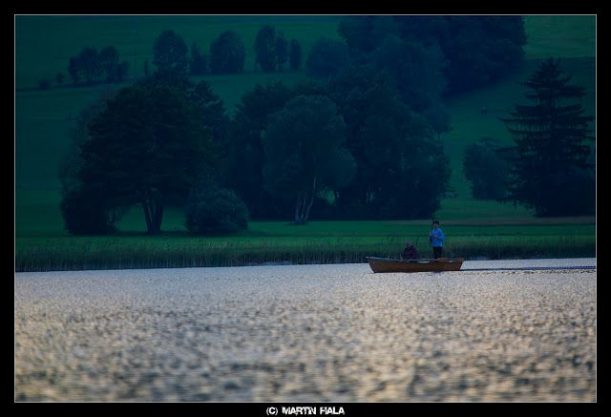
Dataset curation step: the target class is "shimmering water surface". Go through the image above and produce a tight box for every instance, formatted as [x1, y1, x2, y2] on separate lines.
[15, 259, 596, 402]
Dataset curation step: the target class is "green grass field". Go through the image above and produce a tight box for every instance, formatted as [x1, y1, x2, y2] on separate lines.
[15, 187, 595, 271]
[523, 15, 596, 59]
[15, 15, 596, 270]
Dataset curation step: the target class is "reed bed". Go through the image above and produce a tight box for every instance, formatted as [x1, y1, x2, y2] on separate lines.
[16, 233, 595, 272]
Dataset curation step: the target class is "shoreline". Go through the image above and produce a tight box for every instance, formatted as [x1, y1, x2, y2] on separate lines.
[15, 255, 597, 274]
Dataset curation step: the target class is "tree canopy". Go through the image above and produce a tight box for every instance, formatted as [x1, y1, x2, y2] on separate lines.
[328, 66, 450, 219]
[254, 25, 277, 72]
[306, 38, 350, 80]
[224, 82, 302, 219]
[73, 84, 214, 234]
[59, 20, 461, 232]
[153, 30, 189, 76]
[209, 30, 246, 74]
[289, 39, 302, 70]
[67, 46, 128, 86]
[262, 95, 355, 224]
[275, 32, 289, 70]
[338, 16, 526, 96]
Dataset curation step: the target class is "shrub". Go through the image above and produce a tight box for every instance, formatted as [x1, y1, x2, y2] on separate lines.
[306, 38, 349, 79]
[463, 138, 509, 200]
[185, 184, 249, 235]
[209, 31, 246, 74]
[38, 78, 51, 90]
[60, 188, 117, 235]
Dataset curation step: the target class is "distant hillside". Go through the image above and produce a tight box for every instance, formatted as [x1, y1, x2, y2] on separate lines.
[15, 15, 596, 234]
[523, 15, 596, 59]
[442, 56, 595, 199]
[15, 15, 341, 90]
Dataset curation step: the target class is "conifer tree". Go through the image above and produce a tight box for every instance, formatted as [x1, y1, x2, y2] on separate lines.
[502, 58, 594, 216]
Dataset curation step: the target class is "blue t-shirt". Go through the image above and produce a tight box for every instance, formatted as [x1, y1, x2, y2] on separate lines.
[429, 228, 445, 247]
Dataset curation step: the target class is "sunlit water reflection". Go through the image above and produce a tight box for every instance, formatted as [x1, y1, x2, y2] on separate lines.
[15, 259, 596, 402]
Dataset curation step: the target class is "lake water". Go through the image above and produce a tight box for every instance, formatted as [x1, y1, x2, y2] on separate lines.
[15, 259, 596, 402]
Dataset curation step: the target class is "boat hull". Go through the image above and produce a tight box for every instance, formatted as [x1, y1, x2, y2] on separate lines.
[366, 257, 464, 273]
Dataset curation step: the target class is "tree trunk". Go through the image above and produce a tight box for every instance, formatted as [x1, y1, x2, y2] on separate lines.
[303, 176, 317, 223]
[293, 176, 317, 225]
[294, 194, 301, 224]
[294, 194, 306, 225]
[142, 201, 152, 232]
[150, 203, 163, 235]
[142, 189, 164, 235]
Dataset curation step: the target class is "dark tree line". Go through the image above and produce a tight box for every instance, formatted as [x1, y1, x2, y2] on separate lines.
[338, 16, 526, 96]
[61, 72, 451, 234]
[215, 63, 451, 222]
[222, 82, 328, 220]
[254, 25, 302, 72]
[317, 16, 526, 140]
[154, 29, 248, 75]
[331, 17, 595, 217]
[58, 24, 457, 234]
[62, 75, 450, 234]
[151, 28, 303, 76]
[45, 26, 303, 90]
[306, 38, 350, 80]
[326, 67, 450, 219]
[61, 20, 591, 236]
[67, 46, 129, 85]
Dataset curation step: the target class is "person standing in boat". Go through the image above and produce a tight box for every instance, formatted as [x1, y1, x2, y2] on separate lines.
[429, 220, 445, 259]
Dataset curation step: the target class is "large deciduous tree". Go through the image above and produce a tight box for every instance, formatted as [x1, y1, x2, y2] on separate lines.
[289, 39, 302, 70]
[328, 65, 450, 219]
[77, 47, 102, 84]
[306, 38, 350, 80]
[209, 31, 246, 74]
[153, 30, 189, 76]
[59, 89, 120, 235]
[99, 46, 120, 82]
[77, 84, 214, 234]
[501, 58, 594, 216]
[254, 25, 277, 72]
[190, 80, 230, 157]
[262, 95, 355, 224]
[339, 16, 526, 96]
[275, 32, 288, 71]
[224, 82, 296, 219]
[370, 35, 449, 130]
[67, 46, 128, 86]
[225, 81, 327, 219]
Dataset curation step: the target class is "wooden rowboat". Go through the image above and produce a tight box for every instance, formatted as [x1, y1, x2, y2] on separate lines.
[366, 256, 464, 273]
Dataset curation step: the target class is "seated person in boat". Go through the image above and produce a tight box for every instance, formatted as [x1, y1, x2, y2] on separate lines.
[401, 242, 420, 260]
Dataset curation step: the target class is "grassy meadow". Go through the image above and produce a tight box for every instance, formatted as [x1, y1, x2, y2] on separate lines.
[15, 15, 596, 271]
